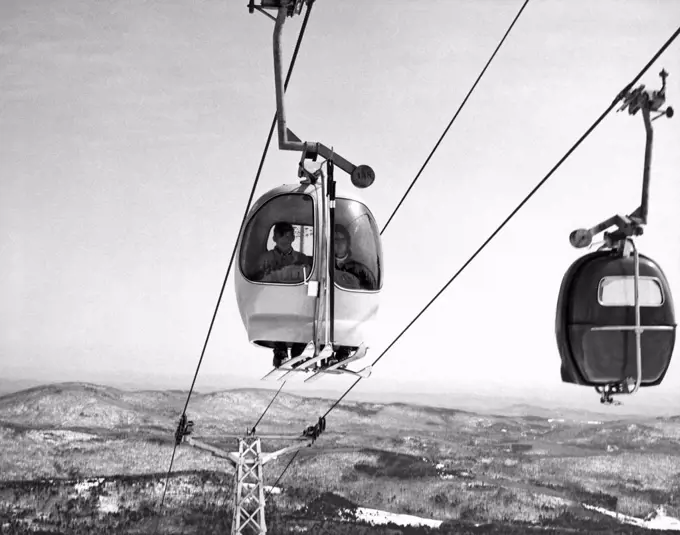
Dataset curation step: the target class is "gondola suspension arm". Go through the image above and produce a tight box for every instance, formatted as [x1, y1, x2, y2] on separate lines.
[252, 0, 376, 189]
[569, 70, 673, 249]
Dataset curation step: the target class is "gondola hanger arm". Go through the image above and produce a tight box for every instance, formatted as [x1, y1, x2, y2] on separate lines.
[569, 70, 673, 250]
[249, 0, 376, 189]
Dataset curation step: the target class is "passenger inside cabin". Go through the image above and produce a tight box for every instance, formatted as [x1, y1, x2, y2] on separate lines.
[333, 224, 377, 291]
[253, 222, 312, 283]
[330, 224, 377, 366]
[254, 221, 311, 368]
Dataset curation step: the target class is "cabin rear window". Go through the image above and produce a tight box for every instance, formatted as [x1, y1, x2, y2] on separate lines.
[598, 276, 664, 307]
[239, 193, 314, 284]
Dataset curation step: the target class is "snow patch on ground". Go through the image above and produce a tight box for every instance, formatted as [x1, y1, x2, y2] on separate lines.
[64, 478, 120, 514]
[242, 483, 281, 495]
[349, 507, 443, 528]
[27, 429, 97, 444]
[73, 478, 104, 495]
[584, 504, 680, 531]
[98, 494, 120, 514]
[348, 502, 680, 531]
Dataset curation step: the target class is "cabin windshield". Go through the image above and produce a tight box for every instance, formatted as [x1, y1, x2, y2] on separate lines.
[334, 198, 382, 291]
[598, 276, 664, 307]
[240, 193, 314, 284]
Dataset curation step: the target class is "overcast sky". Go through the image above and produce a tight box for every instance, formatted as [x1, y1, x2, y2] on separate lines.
[2, 0, 680, 410]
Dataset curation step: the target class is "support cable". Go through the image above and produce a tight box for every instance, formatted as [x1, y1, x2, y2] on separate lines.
[153, 3, 316, 530]
[250, 380, 287, 435]
[321, 23, 680, 419]
[380, 0, 531, 235]
[265, 450, 301, 500]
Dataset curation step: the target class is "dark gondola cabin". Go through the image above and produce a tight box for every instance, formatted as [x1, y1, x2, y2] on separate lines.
[556, 247, 676, 390]
[554, 69, 676, 402]
[235, 181, 382, 358]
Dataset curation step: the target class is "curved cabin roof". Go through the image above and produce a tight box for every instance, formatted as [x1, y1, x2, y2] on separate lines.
[246, 179, 373, 217]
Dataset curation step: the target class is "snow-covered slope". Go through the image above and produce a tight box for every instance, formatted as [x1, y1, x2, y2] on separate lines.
[584, 504, 680, 532]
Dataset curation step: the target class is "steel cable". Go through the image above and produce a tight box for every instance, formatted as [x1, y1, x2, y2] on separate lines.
[380, 0, 531, 235]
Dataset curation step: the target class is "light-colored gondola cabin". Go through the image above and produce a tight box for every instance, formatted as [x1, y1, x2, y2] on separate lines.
[235, 179, 383, 354]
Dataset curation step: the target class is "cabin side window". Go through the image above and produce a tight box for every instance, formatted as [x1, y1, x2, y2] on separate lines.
[240, 193, 314, 284]
[333, 198, 382, 291]
[597, 276, 664, 307]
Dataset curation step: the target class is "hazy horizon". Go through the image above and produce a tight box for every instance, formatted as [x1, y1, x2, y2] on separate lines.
[2, 369, 677, 420]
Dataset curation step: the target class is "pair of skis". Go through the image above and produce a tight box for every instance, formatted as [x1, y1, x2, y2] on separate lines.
[261, 342, 372, 383]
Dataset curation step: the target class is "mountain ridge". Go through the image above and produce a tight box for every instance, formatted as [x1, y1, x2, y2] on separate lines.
[1, 381, 676, 430]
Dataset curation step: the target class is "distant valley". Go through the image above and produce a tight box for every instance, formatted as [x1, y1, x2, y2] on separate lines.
[1, 382, 680, 533]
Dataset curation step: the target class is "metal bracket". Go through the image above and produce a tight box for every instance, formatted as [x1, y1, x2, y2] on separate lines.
[248, 0, 307, 17]
[617, 69, 673, 118]
[182, 433, 316, 466]
[174, 413, 194, 446]
[298, 146, 319, 179]
[596, 384, 624, 405]
[301, 416, 326, 443]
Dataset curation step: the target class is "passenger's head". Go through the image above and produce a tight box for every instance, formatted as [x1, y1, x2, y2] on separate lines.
[334, 224, 351, 258]
[273, 222, 295, 252]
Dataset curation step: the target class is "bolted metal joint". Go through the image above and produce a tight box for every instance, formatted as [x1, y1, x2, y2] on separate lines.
[174, 414, 195, 446]
[617, 69, 672, 117]
[301, 416, 326, 442]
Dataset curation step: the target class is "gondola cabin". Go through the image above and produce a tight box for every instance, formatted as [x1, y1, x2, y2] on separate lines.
[556, 247, 676, 389]
[235, 180, 383, 355]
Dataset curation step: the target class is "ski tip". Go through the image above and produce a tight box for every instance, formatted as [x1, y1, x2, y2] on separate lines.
[304, 371, 324, 383]
[261, 374, 280, 382]
[357, 365, 373, 379]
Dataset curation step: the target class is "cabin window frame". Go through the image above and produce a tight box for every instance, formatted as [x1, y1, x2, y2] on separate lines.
[597, 275, 665, 307]
[239, 192, 316, 286]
